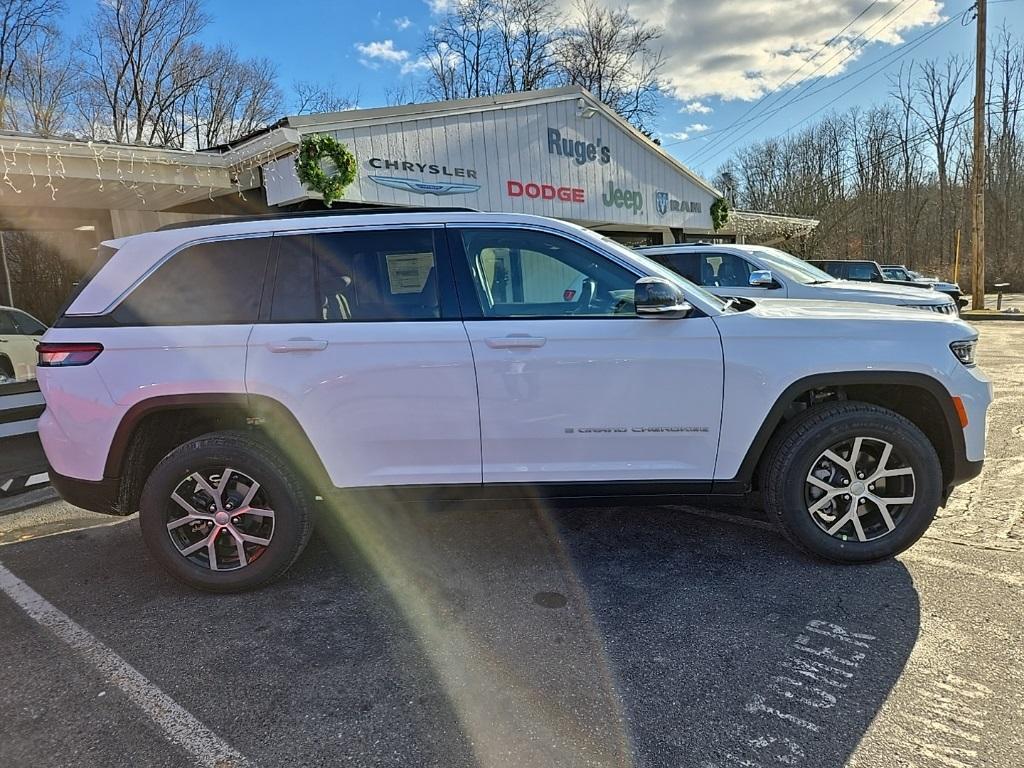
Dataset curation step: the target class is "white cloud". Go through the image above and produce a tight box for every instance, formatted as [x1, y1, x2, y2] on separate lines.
[617, 0, 944, 101]
[355, 40, 410, 69]
[425, 0, 452, 13]
[395, 16, 413, 31]
[681, 101, 712, 114]
[665, 131, 689, 141]
[686, 123, 711, 132]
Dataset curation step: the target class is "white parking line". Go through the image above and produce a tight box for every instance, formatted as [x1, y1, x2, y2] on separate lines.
[0, 562, 254, 768]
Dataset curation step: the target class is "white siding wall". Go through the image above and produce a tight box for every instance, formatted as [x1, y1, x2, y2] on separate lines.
[264, 96, 715, 231]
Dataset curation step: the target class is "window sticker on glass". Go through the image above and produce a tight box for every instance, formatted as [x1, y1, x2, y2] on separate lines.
[385, 252, 434, 294]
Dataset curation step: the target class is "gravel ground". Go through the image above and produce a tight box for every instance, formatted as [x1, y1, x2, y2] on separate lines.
[0, 324, 1021, 768]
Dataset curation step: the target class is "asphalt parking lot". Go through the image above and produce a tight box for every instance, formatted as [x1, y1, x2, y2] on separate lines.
[1, 325, 1022, 768]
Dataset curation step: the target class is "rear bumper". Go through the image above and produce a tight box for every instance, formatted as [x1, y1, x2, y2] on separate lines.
[49, 469, 125, 516]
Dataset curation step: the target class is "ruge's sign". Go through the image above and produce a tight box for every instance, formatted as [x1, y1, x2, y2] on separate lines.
[547, 128, 611, 165]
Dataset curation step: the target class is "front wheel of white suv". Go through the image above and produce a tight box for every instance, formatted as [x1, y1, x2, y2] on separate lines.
[760, 402, 943, 563]
[139, 431, 315, 592]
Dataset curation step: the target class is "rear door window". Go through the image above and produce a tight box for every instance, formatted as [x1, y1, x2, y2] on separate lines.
[113, 238, 271, 325]
[269, 229, 444, 323]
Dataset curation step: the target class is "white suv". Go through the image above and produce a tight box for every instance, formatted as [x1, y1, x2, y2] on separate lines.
[0, 305, 47, 383]
[37, 210, 991, 591]
[638, 243, 958, 313]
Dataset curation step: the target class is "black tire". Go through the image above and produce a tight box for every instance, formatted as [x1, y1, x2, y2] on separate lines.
[139, 430, 314, 592]
[760, 402, 942, 563]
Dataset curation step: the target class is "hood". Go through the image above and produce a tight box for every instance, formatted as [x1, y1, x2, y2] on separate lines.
[744, 297, 966, 325]
[816, 279, 948, 304]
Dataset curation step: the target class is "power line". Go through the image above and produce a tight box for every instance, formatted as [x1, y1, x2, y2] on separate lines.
[677, 0, 882, 159]
[663, 11, 959, 151]
[690, 0, 934, 165]
[699, 11, 964, 166]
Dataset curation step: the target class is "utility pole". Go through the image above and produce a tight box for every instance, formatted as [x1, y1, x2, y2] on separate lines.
[970, 0, 987, 310]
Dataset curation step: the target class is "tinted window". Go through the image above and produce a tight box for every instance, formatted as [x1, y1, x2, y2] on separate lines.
[0, 311, 16, 334]
[701, 253, 752, 287]
[813, 261, 844, 278]
[316, 229, 440, 321]
[271, 236, 317, 322]
[653, 252, 702, 284]
[846, 262, 878, 281]
[113, 238, 270, 325]
[9, 310, 46, 335]
[457, 229, 637, 318]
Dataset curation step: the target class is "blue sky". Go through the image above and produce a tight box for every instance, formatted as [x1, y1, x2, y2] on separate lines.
[65, 0, 1022, 177]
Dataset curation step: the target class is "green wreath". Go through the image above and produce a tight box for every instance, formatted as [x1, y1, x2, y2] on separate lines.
[294, 134, 357, 206]
[710, 197, 730, 231]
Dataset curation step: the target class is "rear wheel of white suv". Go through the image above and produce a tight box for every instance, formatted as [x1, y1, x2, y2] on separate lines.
[139, 431, 314, 592]
[760, 402, 942, 563]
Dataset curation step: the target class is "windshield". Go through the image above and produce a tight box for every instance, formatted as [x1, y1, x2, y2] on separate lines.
[594, 235, 730, 311]
[882, 267, 907, 280]
[747, 246, 835, 284]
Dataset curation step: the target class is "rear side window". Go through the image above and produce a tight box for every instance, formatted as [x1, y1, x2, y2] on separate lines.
[9, 310, 46, 335]
[0, 311, 16, 334]
[113, 238, 271, 325]
[270, 229, 441, 322]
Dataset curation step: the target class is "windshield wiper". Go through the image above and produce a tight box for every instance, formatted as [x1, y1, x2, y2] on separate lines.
[721, 297, 738, 312]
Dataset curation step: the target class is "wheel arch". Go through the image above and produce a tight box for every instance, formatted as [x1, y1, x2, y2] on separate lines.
[107, 393, 331, 514]
[730, 372, 964, 491]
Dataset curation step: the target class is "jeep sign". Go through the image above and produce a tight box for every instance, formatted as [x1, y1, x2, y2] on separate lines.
[602, 182, 643, 213]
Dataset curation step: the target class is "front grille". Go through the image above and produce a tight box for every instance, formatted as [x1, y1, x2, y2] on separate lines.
[916, 303, 956, 315]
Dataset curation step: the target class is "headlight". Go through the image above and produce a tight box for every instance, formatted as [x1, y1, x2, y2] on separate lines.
[950, 340, 977, 366]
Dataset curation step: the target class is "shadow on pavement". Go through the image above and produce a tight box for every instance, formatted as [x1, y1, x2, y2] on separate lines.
[0, 499, 920, 768]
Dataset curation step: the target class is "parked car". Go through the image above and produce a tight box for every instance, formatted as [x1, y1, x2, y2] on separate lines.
[881, 264, 965, 308]
[637, 244, 958, 313]
[0, 305, 48, 384]
[38, 210, 990, 591]
[809, 258, 962, 307]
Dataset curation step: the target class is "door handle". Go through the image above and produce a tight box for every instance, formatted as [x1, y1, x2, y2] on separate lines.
[266, 337, 328, 353]
[485, 335, 547, 349]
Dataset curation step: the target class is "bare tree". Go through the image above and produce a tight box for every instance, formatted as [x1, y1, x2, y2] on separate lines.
[554, 0, 664, 131]
[0, 0, 62, 128]
[912, 55, 970, 266]
[421, 0, 501, 100]
[292, 80, 358, 115]
[6, 25, 76, 134]
[495, 0, 558, 92]
[80, 0, 211, 144]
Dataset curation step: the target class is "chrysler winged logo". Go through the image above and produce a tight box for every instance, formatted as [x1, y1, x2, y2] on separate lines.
[655, 191, 669, 216]
[369, 175, 480, 196]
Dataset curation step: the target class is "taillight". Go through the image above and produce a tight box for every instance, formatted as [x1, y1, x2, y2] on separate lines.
[37, 342, 104, 367]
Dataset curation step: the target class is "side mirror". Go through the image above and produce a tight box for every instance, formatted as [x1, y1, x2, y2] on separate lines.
[635, 277, 693, 318]
[749, 269, 775, 288]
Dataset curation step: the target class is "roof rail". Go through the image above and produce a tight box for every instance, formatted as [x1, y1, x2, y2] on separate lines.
[156, 206, 478, 232]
